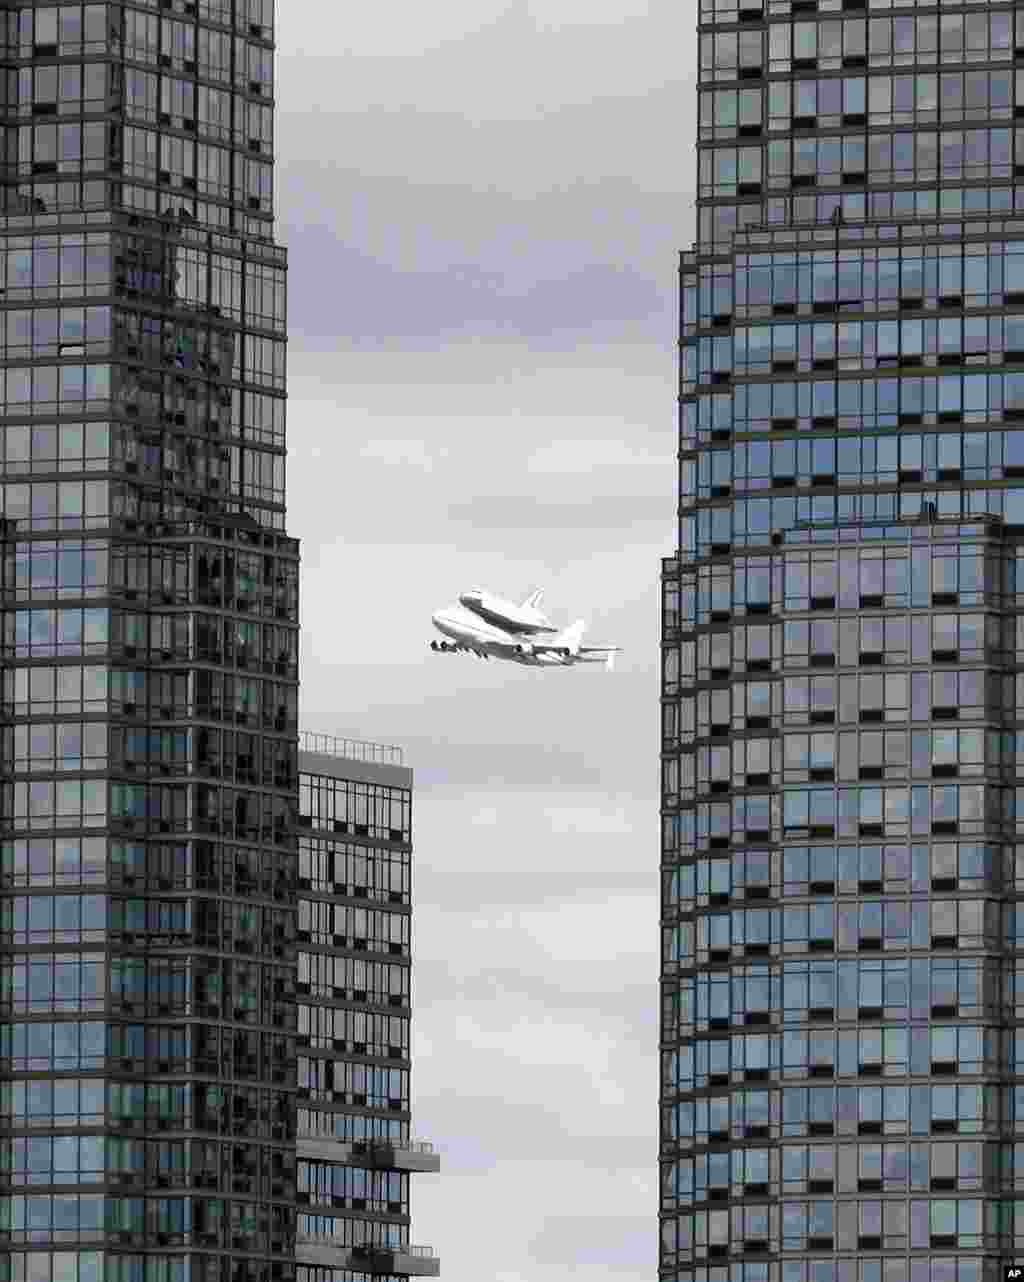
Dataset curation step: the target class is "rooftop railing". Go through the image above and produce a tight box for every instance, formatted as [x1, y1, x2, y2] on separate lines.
[299, 730, 403, 767]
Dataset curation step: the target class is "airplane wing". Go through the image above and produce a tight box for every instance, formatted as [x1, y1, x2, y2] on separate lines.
[531, 622, 621, 657]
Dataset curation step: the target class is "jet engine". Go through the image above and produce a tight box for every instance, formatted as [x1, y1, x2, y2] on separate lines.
[430, 641, 439, 651]
[514, 642, 534, 656]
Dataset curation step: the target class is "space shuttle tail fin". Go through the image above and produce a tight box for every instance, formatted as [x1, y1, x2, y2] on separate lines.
[522, 588, 544, 611]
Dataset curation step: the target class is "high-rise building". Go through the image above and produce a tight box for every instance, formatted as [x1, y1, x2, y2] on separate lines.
[0, 5, 438, 1282]
[0, 3, 297, 1282]
[295, 733, 439, 1281]
[661, 1, 1024, 1280]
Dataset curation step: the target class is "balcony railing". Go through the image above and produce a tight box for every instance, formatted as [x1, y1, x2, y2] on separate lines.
[295, 1130, 440, 1170]
[299, 730, 403, 766]
[294, 1233, 439, 1277]
[295, 1127, 432, 1150]
[295, 1230, 435, 1256]
[367, 1138, 435, 1155]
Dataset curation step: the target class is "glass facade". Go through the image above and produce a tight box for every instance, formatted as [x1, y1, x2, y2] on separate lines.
[662, 0, 1024, 1277]
[0, 4, 296, 1282]
[295, 741, 438, 1282]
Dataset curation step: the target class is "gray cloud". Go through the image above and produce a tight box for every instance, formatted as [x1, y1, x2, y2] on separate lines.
[530, 1216, 654, 1274]
[285, 351, 676, 571]
[407, 738, 610, 791]
[412, 865, 651, 907]
[443, 491, 671, 533]
[298, 662, 660, 799]
[276, 1, 697, 354]
[417, 964, 658, 1037]
[277, 180, 679, 351]
[411, 1103, 656, 1182]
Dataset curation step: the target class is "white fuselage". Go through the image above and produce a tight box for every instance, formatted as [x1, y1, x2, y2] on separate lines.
[430, 605, 616, 667]
[431, 605, 568, 665]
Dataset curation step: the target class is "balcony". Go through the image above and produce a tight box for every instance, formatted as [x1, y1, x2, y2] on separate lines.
[360, 1139, 441, 1174]
[295, 1232, 439, 1277]
[295, 1131, 354, 1164]
[296, 1230, 350, 1269]
[295, 1129, 440, 1173]
[353, 1244, 440, 1277]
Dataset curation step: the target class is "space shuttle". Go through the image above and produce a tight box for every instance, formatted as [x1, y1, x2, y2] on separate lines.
[457, 587, 557, 634]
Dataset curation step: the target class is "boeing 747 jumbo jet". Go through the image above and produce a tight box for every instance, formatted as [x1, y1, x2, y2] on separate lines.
[429, 588, 621, 669]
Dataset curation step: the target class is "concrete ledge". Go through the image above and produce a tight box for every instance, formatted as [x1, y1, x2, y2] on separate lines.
[361, 1142, 441, 1174]
[295, 1239, 357, 1270]
[296, 1135, 355, 1164]
[353, 1247, 440, 1278]
[295, 1136, 440, 1173]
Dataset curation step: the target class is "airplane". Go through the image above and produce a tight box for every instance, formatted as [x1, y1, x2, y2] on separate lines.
[429, 593, 621, 670]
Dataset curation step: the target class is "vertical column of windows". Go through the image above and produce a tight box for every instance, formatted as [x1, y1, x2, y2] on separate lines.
[296, 766, 414, 1259]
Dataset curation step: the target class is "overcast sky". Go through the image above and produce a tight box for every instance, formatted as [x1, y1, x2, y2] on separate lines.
[276, 3, 696, 1277]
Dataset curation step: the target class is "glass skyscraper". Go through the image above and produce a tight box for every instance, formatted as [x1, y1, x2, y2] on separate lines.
[0, 0, 297, 1281]
[0, 3, 438, 1282]
[661, 0, 1024, 1279]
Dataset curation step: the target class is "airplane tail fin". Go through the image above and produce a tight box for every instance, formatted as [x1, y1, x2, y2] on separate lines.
[521, 588, 544, 611]
[555, 619, 586, 656]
